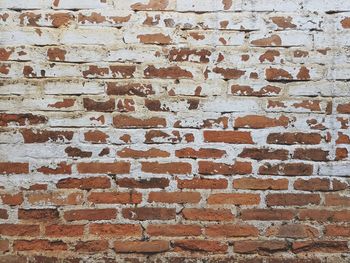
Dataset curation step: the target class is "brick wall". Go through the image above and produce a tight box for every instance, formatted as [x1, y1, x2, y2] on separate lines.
[0, 0, 350, 262]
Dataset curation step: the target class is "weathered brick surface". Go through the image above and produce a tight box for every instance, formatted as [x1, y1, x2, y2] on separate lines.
[0, 0, 349, 262]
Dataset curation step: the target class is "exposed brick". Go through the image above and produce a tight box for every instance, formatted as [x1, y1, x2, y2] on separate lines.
[238, 148, 289, 160]
[77, 162, 130, 174]
[259, 163, 313, 176]
[114, 240, 169, 253]
[122, 207, 176, 220]
[74, 240, 109, 252]
[148, 192, 201, 203]
[18, 209, 59, 220]
[324, 225, 350, 237]
[0, 162, 29, 174]
[234, 115, 290, 129]
[203, 131, 254, 144]
[113, 115, 166, 128]
[266, 194, 320, 206]
[267, 132, 322, 145]
[177, 178, 228, 189]
[174, 240, 228, 253]
[117, 147, 170, 158]
[175, 147, 226, 159]
[147, 224, 202, 236]
[45, 225, 84, 237]
[63, 209, 117, 221]
[116, 177, 170, 189]
[205, 224, 259, 237]
[88, 192, 142, 204]
[199, 161, 252, 175]
[294, 178, 330, 191]
[266, 224, 319, 238]
[141, 161, 192, 174]
[240, 209, 295, 221]
[56, 177, 111, 190]
[298, 209, 350, 222]
[207, 193, 260, 205]
[233, 177, 289, 190]
[292, 241, 348, 253]
[234, 240, 288, 255]
[0, 193, 23, 205]
[14, 240, 67, 251]
[1, 1, 348, 261]
[182, 208, 234, 221]
[0, 224, 40, 236]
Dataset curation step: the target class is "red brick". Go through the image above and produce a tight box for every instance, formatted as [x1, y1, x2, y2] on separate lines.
[18, 209, 59, 220]
[147, 224, 202, 236]
[0, 162, 29, 174]
[239, 148, 289, 160]
[234, 240, 288, 255]
[116, 177, 169, 189]
[122, 207, 176, 220]
[337, 102, 350, 114]
[203, 131, 254, 144]
[233, 177, 288, 190]
[117, 147, 170, 158]
[298, 209, 350, 222]
[20, 129, 73, 143]
[182, 208, 234, 221]
[141, 161, 191, 174]
[64, 209, 117, 221]
[0, 209, 8, 219]
[57, 177, 111, 190]
[324, 225, 350, 237]
[240, 209, 295, 221]
[148, 192, 201, 203]
[259, 162, 313, 176]
[37, 162, 72, 174]
[113, 115, 166, 128]
[177, 178, 228, 189]
[106, 82, 154, 97]
[0, 193, 23, 205]
[199, 161, 252, 175]
[14, 240, 67, 251]
[292, 241, 348, 253]
[294, 178, 330, 191]
[114, 240, 169, 253]
[293, 148, 329, 161]
[77, 162, 130, 174]
[267, 132, 322, 145]
[266, 224, 318, 238]
[45, 225, 84, 237]
[325, 193, 350, 206]
[88, 192, 142, 204]
[0, 240, 9, 253]
[174, 240, 228, 253]
[266, 194, 320, 206]
[205, 224, 259, 237]
[208, 193, 260, 205]
[0, 113, 47, 126]
[175, 147, 226, 159]
[74, 240, 109, 252]
[144, 65, 193, 79]
[0, 224, 40, 236]
[84, 130, 109, 143]
[83, 98, 115, 112]
[234, 115, 290, 129]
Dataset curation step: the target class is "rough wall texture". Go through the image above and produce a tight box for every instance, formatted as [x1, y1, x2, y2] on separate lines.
[0, 0, 350, 262]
